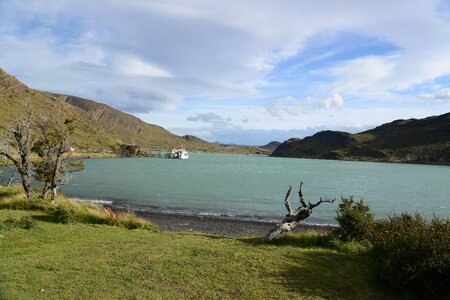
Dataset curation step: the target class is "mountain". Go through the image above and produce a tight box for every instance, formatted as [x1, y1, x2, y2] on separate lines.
[212, 141, 274, 154]
[272, 113, 450, 165]
[0, 68, 265, 155]
[260, 141, 281, 152]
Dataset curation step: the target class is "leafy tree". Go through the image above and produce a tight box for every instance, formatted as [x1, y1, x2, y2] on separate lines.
[332, 196, 374, 242]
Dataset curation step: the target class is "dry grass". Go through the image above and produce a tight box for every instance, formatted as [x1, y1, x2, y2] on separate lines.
[0, 185, 159, 232]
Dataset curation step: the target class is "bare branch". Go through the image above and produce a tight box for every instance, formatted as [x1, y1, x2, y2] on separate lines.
[298, 181, 308, 208]
[284, 183, 293, 216]
[308, 197, 336, 209]
[0, 150, 19, 168]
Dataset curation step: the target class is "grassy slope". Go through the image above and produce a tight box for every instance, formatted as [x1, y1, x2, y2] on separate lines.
[0, 209, 401, 300]
[0, 68, 267, 154]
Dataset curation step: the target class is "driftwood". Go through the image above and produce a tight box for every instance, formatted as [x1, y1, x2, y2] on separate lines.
[264, 181, 335, 241]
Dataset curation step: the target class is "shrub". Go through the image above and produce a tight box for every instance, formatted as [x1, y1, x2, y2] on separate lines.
[18, 215, 37, 229]
[51, 204, 76, 224]
[116, 209, 159, 232]
[369, 213, 450, 299]
[332, 196, 374, 242]
[0, 215, 37, 230]
[104, 207, 120, 225]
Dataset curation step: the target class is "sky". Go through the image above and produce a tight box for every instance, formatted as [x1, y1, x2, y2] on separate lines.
[1, 0, 450, 145]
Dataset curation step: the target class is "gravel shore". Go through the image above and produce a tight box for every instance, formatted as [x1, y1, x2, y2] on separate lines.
[133, 210, 335, 237]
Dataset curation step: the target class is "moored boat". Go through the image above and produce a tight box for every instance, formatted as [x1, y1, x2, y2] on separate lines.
[170, 147, 189, 159]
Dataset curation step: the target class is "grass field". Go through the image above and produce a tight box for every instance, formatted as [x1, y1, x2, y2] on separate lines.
[0, 209, 414, 299]
[0, 184, 415, 299]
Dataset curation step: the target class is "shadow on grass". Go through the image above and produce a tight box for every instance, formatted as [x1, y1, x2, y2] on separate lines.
[272, 251, 416, 300]
[238, 232, 333, 249]
[0, 287, 7, 300]
[31, 214, 57, 223]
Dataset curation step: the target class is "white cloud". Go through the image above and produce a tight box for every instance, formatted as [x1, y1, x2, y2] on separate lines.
[308, 93, 344, 109]
[418, 88, 450, 101]
[324, 56, 397, 96]
[113, 55, 172, 78]
[265, 93, 344, 117]
[1, 0, 450, 143]
[187, 112, 232, 124]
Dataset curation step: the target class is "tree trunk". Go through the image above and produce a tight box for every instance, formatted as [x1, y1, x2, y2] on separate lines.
[50, 187, 58, 202]
[21, 173, 32, 200]
[49, 154, 63, 202]
[40, 182, 50, 199]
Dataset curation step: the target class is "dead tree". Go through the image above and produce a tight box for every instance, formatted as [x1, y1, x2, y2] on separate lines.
[0, 100, 35, 199]
[34, 115, 83, 201]
[264, 181, 335, 241]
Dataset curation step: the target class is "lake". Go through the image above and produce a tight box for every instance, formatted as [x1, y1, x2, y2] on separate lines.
[2, 153, 449, 224]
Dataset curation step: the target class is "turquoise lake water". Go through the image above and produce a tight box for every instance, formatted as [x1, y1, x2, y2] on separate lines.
[2, 153, 449, 224]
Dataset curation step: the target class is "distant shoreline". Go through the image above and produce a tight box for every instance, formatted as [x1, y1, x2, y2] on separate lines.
[71, 152, 450, 167]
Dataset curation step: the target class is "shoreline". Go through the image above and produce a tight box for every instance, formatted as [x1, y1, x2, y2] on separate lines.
[111, 206, 336, 237]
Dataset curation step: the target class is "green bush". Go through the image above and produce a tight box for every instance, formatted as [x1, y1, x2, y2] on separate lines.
[332, 196, 374, 242]
[0, 215, 37, 230]
[369, 213, 450, 299]
[51, 204, 76, 224]
[18, 215, 37, 229]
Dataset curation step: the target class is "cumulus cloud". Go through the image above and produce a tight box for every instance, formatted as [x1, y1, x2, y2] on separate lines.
[265, 94, 344, 118]
[418, 88, 450, 101]
[322, 56, 397, 96]
[308, 93, 344, 109]
[1, 0, 450, 143]
[113, 55, 172, 78]
[187, 112, 233, 127]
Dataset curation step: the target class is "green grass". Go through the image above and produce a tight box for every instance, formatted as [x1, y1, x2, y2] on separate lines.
[0, 210, 414, 299]
[0, 187, 413, 299]
[0, 185, 22, 198]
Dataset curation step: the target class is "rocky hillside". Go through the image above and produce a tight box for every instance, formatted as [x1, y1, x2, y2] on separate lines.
[0, 68, 266, 154]
[260, 141, 281, 152]
[272, 113, 450, 165]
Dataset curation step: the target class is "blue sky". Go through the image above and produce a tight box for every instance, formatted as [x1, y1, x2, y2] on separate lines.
[1, 0, 450, 144]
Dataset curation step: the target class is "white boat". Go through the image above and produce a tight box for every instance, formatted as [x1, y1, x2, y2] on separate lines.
[170, 147, 189, 159]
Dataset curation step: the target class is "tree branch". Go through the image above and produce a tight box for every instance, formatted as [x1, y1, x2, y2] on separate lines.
[308, 197, 336, 209]
[284, 183, 293, 216]
[298, 181, 308, 208]
[0, 150, 20, 168]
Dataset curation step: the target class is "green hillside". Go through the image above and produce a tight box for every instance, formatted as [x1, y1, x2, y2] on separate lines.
[272, 113, 450, 165]
[0, 68, 267, 155]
